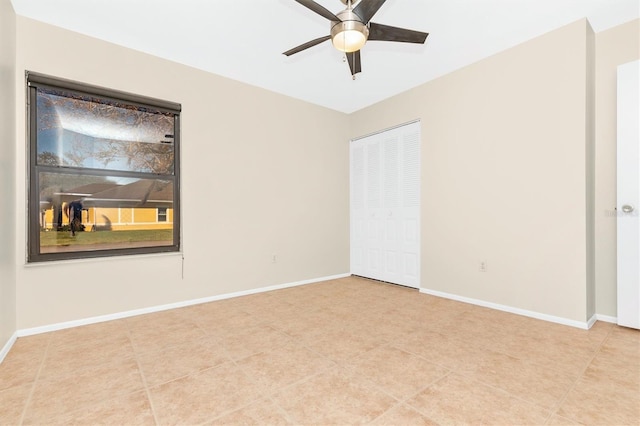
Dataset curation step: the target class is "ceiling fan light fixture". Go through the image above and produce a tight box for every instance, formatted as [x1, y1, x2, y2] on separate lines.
[284, 0, 429, 77]
[331, 28, 367, 52]
[330, 10, 369, 53]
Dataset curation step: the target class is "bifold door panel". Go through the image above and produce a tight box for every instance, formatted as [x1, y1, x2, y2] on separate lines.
[350, 122, 421, 288]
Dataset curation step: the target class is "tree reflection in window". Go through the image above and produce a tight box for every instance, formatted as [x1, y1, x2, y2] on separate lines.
[36, 88, 175, 174]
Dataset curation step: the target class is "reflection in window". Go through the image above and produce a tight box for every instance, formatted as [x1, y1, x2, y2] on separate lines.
[36, 88, 175, 173]
[157, 207, 168, 223]
[28, 73, 181, 262]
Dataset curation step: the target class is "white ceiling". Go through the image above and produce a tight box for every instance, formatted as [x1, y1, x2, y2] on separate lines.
[10, 0, 639, 113]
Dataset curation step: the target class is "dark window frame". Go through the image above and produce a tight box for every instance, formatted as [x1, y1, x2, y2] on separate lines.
[27, 72, 181, 262]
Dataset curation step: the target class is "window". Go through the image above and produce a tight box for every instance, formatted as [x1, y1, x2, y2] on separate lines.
[157, 207, 168, 222]
[27, 72, 181, 262]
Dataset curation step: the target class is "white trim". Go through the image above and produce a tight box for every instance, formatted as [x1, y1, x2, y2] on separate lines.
[351, 118, 421, 141]
[587, 314, 597, 329]
[24, 251, 183, 268]
[16, 273, 351, 337]
[0, 332, 18, 364]
[420, 287, 593, 330]
[595, 314, 617, 324]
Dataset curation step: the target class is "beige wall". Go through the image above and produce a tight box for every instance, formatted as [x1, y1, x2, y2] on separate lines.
[0, 0, 17, 349]
[586, 22, 596, 319]
[351, 20, 594, 323]
[594, 19, 640, 317]
[14, 17, 350, 329]
[6, 14, 638, 331]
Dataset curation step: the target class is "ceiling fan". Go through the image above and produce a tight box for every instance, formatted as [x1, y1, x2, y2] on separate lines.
[283, 0, 429, 78]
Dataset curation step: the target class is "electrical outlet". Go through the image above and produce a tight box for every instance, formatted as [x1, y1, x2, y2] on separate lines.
[272, 254, 277, 264]
[479, 261, 487, 272]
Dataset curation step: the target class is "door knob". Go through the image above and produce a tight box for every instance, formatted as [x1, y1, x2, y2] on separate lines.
[622, 204, 635, 213]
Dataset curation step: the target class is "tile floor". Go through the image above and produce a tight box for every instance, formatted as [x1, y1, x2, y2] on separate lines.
[0, 276, 638, 425]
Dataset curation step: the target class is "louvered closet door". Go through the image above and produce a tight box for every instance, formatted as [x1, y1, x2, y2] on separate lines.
[350, 121, 421, 288]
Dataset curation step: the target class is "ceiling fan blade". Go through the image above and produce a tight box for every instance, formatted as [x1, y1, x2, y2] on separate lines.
[283, 35, 331, 56]
[352, 0, 387, 24]
[368, 22, 428, 44]
[346, 50, 362, 76]
[293, 0, 341, 22]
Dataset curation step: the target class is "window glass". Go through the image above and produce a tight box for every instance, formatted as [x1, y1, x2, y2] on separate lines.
[28, 74, 180, 262]
[37, 88, 175, 174]
[157, 207, 168, 222]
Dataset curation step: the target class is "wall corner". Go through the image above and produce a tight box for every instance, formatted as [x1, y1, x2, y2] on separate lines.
[0, 0, 18, 353]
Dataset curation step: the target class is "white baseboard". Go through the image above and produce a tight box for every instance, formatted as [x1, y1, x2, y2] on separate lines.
[0, 332, 18, 364]
[17, 273, 351, 338]
[419, 288, 594, 330]
[595, 314, 617, 324]
[587, 314, 598, 329]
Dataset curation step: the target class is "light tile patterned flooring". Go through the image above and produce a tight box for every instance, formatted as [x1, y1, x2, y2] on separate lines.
[1, 276, 639, 425]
